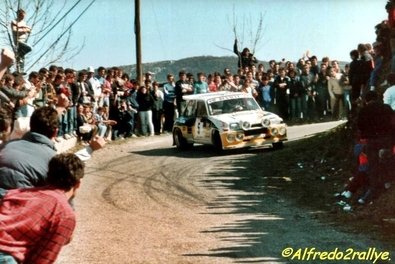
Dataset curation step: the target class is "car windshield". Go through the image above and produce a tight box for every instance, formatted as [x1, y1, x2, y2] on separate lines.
[208, 97, 260, 115]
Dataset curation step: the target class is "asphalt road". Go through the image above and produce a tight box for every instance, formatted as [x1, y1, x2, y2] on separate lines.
[56, 121, 394, 264]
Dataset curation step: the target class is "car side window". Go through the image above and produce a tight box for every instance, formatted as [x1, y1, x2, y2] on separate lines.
[196, 101, 207, 117]
[184, 100, 196, 117]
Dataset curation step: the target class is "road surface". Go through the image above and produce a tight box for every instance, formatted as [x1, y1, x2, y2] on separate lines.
[57, 121, 393, 263]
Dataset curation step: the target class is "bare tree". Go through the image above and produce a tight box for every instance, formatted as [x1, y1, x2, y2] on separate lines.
[215, 7, 266, 57]
[0, 0, 89, 72]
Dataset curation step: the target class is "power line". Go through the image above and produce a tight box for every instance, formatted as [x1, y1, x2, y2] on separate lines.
[26, 0, 96, 72]
[33, 0, 83, 46]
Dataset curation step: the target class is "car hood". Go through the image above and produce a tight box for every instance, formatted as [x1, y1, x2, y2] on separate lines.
[209, 110, 283, 125]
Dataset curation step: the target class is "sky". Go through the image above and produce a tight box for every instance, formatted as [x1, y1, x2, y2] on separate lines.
[2, 0, 388, 71]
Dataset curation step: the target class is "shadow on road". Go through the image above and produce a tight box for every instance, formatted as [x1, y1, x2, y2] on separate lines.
[130, 144, 274, 159]
[179, 149, 380, 263]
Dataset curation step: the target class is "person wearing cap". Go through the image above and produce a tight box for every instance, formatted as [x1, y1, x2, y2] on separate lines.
[87, 66, 102, 110]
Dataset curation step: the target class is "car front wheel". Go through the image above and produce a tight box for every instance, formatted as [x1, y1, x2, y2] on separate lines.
[212, 130, 223, 151]
[272, 141, 284, 150]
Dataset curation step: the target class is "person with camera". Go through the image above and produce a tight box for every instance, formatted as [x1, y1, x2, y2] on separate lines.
[233, 38, 258, 70]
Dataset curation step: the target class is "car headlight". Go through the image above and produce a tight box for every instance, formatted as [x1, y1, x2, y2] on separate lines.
[271, 128, 278, 136]
[261, 118, 271, 127]
[279, 126, 286, 136]
[226, 133, 236, 142]
[229, 122, 240, 130]
[241, 121, 251, 129]
[236, 133, 244, 141]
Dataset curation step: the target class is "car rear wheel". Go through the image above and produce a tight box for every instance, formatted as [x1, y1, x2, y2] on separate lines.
[173, 129, 193, 150]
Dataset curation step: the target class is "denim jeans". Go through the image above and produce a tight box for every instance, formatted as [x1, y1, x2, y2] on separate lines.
[0, 252, 18, 264]
[97, 123, 107, 137]
[67, 106, 77, 134]
[290, 97, 302, 120]
[139, 110, 154, 136]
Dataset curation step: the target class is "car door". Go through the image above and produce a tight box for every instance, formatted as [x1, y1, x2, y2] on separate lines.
[194, 101, 212, 144]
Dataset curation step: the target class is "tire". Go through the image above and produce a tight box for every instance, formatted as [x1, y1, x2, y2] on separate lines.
[212, 130, 223, 151]
[173, 129, 192, 150]
[272, 141, 284, 150]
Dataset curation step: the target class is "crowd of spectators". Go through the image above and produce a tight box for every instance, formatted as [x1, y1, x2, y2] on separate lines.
[0, 26, 394, 264]
[0, 40, 390, 147]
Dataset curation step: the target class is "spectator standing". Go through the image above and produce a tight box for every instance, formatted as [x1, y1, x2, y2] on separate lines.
[315, 63, 329, 119]
[162, 74, 176, 133]
[349, 49, 362, 102]
[299, 63, 316, 121]
[175, 70, 193, 114]
[207, 74, 217, 92]
[357, 43, 374, 98]
[257, 75, 273, 111]
[369, 41, 383, 91]
[96, 66, 107, 106]
[151, 81, 164, 135]
[288, 69, 304, 121]
[273, 68, 290, 120]
[341, 64, 352, 119]
[245, 71, 259, 93]
[101, 72, 113, 108]
[0, 153, 84, 264]
[233, 39, 258, 69]
[193, 72, 209, 94]
[87, 66, 102, 110]
[327, 66, 344, 120]
[35, 68, 53, 108]
[11, 9, 32, 72]
[309, 56, 320, 76]
[136, 86, 154, 136]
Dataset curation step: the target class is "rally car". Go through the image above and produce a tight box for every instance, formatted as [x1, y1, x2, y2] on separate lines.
[172, 92, 287, 150]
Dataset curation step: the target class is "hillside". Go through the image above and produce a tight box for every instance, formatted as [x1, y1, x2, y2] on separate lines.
[120, 56, 241, 82]
[120, 56, 348, 83]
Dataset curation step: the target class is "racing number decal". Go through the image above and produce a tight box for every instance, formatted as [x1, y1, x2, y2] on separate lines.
[197, 122, 204, 134]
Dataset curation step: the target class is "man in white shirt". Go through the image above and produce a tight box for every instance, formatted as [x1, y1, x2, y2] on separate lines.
[383, 73, 395, 111]
[11, 9, 32, 72]
[87, 66, 102, 110]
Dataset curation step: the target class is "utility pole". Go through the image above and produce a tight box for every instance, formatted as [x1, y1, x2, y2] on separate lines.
[134, 0, 143, 84]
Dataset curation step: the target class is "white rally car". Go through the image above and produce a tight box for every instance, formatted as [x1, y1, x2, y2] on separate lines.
[172, 92, 287, 150]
